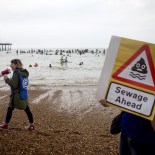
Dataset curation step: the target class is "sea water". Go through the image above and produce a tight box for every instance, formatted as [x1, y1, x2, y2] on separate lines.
[0, 49, 106, 87]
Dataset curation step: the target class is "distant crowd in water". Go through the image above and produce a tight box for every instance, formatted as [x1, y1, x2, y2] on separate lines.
[14, 48, 107, 68]
[15, 48, 106, 56]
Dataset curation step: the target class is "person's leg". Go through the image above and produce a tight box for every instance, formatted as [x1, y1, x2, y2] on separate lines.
[24, 106, 35, 130]
[119, 134, 131, 155]
[24, 106, 33, 123]
[0, 107, 14, 129]
[5, 107, 14, 123]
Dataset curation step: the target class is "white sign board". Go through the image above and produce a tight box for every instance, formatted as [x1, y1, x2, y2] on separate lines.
[106, 82, 154, 116]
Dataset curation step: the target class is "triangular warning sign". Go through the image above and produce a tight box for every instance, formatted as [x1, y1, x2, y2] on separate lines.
[112, 44, 155, 91]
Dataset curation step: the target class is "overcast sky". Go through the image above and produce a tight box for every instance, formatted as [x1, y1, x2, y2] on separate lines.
[0, 0, 155, 49]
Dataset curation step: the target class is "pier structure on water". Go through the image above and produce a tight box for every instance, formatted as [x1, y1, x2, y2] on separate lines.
[0, 43, 12, 51]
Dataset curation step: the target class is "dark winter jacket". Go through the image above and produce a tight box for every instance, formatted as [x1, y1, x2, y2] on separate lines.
[5, 68, 29, 110]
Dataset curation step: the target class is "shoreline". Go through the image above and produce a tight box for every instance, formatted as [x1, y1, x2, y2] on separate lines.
[0, 84, 99, 91]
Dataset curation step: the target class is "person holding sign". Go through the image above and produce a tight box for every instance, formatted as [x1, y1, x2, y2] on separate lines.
[99, 99, 155, 155]
[0, 59, 35, 131]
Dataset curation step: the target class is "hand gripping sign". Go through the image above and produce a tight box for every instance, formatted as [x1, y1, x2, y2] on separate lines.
[96, 36, 155, 120]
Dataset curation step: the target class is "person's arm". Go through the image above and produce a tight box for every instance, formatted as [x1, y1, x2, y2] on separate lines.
[151, 114, 155, 132]
[4, 73, 19, 89]
[98, 99, 109, 107]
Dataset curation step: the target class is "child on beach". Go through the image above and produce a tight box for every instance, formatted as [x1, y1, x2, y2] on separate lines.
[0, 59, 35, 131]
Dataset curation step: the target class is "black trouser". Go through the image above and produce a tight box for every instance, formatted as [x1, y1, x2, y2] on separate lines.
[119, 134, 155, 155]
[5, 106, 33, 124]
